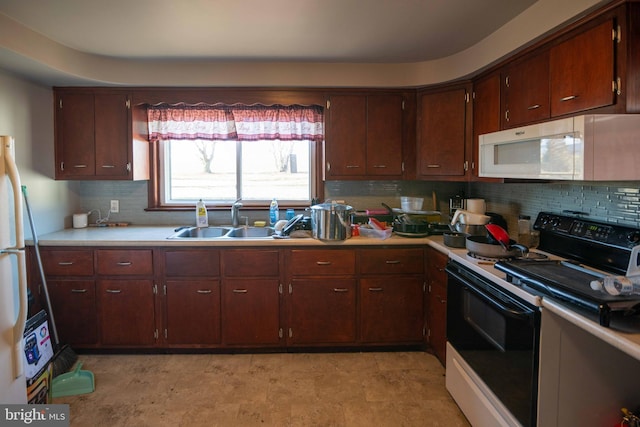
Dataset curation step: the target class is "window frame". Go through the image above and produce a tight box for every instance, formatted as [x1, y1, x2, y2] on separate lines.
[137, 89, 326, 211]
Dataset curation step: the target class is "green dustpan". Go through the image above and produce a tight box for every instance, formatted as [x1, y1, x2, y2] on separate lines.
[52, 362, 95, 398]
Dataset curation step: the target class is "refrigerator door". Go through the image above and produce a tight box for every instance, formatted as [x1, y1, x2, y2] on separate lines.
[0, 136, 28, 403]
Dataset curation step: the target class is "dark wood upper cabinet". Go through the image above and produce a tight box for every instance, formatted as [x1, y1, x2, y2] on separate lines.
[472, 72, 502, 181]
[549, 18, 615, 117]
[417, 84, 471, 180]
[54, 88, 149, 180]
[502, 51, 551, 128]
[325, 93, 404, 179]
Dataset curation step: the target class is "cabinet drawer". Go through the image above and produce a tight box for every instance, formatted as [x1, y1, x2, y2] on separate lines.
[165, 249, 220, 277]
[222, 249, 279, 277]
[289, 249, 356, 276]
[41, 249, 94, 276]
[96, 249, 153, 276]
[359, 248, 424, 274]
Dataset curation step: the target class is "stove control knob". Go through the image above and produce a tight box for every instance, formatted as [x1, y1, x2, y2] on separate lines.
[627, 231, 640, 244]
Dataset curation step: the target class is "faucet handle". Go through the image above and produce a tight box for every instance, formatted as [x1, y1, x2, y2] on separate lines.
[233, 199, 243, 208]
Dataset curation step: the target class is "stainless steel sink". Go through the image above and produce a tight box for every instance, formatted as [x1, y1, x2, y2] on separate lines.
[168, 226, 231, 239]
[225, 227, 275, 238]
[167, 226, 275, 239]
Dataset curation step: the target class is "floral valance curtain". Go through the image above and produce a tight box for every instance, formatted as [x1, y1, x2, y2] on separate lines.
[147, 104, 324, 142]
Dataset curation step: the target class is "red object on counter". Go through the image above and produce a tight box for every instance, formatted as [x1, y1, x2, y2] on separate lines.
[368, 217, 385, 230]
[351, 224, 360, 236]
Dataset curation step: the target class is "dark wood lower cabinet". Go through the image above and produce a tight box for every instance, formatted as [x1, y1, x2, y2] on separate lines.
[288, 279, 357, 345]
[47, 280, 98, 346]
[222, 278, 281, 346]
[359, 277, 424, 343]
[426, 246, 448, 364]
[40, 245, 429, 350]
[165, 280, 221, 345]
[98, 279, 155, 346]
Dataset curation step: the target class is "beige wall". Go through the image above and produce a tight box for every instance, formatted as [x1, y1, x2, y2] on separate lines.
[0, 69, 76, 235]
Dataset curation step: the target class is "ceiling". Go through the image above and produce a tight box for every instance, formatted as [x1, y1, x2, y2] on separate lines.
[0, 0, 606, 87]
[1, 0, 537, 62]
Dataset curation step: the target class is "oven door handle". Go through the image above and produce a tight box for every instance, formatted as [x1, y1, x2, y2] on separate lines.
[449, 269, 536, 321]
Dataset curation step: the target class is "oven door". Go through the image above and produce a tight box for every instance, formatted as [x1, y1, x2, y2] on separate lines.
[446, 261, 540, 427]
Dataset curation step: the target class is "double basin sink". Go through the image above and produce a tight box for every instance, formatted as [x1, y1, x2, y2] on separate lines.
[167, 226, 276, 239]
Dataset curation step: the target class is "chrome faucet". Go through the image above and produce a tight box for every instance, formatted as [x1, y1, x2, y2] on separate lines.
[231, 199, 243, 227]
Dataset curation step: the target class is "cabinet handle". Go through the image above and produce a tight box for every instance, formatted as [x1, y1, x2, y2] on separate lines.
[560, 95, 578, 102]
[345, 165, 360, 169]
[426, 164, 440, 168]
[385, 260, 400, 264]
[316, 261, 332, 265]
[232, 289, 248, 293]
[333, 288, 349, 292]
[116, 261, 132, 266]
[372, 165, 387, 168]
[105, 289, 122, 294]
[57, 261, 74, 266]
[71, 289, 87, 293]
[368, 287, 383, 292]
[101, 165, 115, 168]
[527, 104, 541, 110]
[197, 290, 212, 294]
[73, 164, 87, 168]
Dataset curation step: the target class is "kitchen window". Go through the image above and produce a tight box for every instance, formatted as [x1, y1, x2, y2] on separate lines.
[147, 104, 324, 208]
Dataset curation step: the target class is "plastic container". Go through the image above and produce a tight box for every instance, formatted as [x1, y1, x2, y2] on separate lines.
[269, 198, 279, 226]
[518, 215, 531, 247]
[590, 275, 640, 296]
[196, 199, 208, 228]
[286, 209, 295, 220]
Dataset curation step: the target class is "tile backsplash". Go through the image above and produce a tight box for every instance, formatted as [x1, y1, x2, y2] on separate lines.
[74, 180, 640, 232]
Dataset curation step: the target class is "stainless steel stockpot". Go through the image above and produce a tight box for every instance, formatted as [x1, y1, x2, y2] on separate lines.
[309, 202, 353, 240]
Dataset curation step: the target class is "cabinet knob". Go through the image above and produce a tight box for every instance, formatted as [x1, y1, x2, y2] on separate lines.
[105, 289, 122, 294]
[333, 288, 349, 293]
[116, 261, 132, 266]
[197, 289, 212, 294]
[71, 289, 87, 293]
[316, 261, 332, 266]
[527, 104, 541, 110]
[232, 289, 248, 293]
[368, 287, 383, 292]
[560, 95, 578, 102]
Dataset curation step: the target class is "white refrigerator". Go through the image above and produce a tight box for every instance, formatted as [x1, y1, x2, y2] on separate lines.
[0, 135, 28, 403]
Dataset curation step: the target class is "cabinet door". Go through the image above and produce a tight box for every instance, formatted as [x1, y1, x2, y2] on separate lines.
[366, 94, 404, 176]
[165, 280, 221, 345]
[98, 279, 155, 346]
[95, 93, 131, 178]
[550, 19, 615, 116]
[325, 95, 367, 177]
[502, 51, 550, 128]
[55, 93, 95, 178]
[288, 279, 356, 344]
[472, 73, 502, 180]
[48, 280, 98, 346]
[426, 247, 448, 364]
[222, 278, 281, 345]
[418, 87, 469, 177]
[359, 277, 424, 343]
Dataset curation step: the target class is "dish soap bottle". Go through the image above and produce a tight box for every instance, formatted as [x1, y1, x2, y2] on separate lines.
[269, 198, 279, 226]
[196, 199, 208, 228]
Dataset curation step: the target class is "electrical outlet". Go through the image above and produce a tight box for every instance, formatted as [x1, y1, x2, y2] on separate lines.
[110, 200, 119, 213]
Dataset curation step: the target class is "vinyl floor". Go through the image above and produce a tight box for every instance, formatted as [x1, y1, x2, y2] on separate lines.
[53, 351, 470, 427]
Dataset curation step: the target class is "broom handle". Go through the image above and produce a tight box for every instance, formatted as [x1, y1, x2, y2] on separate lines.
[21, 185, 61, 347]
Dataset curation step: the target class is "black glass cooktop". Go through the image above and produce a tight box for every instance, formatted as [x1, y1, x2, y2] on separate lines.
[495, 259, 640, 327]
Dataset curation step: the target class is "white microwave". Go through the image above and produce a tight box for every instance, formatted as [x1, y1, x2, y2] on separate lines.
[478, 114, 640, 181]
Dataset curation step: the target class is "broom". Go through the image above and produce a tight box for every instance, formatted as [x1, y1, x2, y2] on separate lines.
[22, 185, 78, 377]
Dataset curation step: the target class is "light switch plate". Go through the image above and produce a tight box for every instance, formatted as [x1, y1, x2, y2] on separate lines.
[110, 200, 119, 213]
